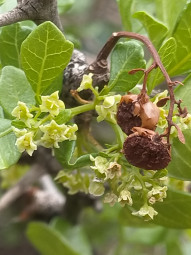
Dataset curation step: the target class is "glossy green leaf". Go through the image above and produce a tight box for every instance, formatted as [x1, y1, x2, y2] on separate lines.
[167, 130, 191, 180]
[147, 37, 177, 93]
[27, 222, 80, 255]
[121, 188, 191, 228]
[133, 11, 168, 49]
[0, 118, 20, 169]
[0, 66, 35, 119]
[174, 73, 191, 112]
[0, 23, 31, 68]
[54, 140, 97, 170]
[109, 41, 146, 92]
[21, 21, 73, 97]
[155, 0, 187, 36]
[116, 0, 133, 31]
[51, 218, 92, 255]
[168, 2, 191, 76]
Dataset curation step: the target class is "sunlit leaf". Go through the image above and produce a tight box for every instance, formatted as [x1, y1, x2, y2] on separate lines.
[21, 21, 73, 97]
[168, 2, 191, 76]
[108, 41, 146, 92]
[147, 37, 177, 93]
[133, 11, 168, 49]
[155, 0, 187, 36]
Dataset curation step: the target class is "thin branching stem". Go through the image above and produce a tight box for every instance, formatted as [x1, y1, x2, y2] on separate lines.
[93, 31, 185, 143]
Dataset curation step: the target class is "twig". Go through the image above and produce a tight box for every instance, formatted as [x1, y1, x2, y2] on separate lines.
[0, 0, 62, 30]
[92, 31, 185, 143]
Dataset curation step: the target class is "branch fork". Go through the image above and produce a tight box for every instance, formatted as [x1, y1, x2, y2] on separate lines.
[91, 31, 187, 144]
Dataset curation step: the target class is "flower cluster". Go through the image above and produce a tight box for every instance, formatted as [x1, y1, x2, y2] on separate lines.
[12, 91, 78, 155]
[56, 153, 168, 221]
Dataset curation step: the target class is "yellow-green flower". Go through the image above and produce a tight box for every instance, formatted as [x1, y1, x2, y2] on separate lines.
[90, 156, 109, 175]
[89, 179, 105, 196]
[12, 102, 33, 127]
[147, 185, 167, 204]
[77, 73, 93, 92]
[15, 131, 37, 156]
[39, 120, 78, 148]
[132, 204, 158, 221]
[105, 162, 121, 180]
[104, 192, 118, 206]
[96, 95, 121, 123]
[118, 189, 133, 206]
[40, 91, 65, 116]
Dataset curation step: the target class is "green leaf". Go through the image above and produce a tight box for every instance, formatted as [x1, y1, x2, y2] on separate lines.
[153, 188, 191, 228]
[116, 0, 133, 31]
[121, 226, 166, 245]
[27, 222, 81, 255]
[121, 188, 191, 228]
[155, 0, 187, 36]
[54, 140, 97, 170]
[168, 2, 191, 76]
[133, 11, 168, 49]
[51, 218, 92, 255]
[174, 73, 191, 112]
[21, 21, 73, 97]
[130, 0, 156, 33]
[108, 41, 146, 92]
[54, 109, 72, 124]
[0, 118, 21, 169]
[0, 23, 32, 68]
[42, 73, 63, 95]
[0, 66, 35, 119]
[167, 130, 191, 180]
[147, 37, 177, 93]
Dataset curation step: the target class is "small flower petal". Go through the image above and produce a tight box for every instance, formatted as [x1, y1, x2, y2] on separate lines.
[40, 91, 65, 116]
[77, 73, 93, 92]
[16, 131, 37, 156]
[12, 102, 33, 127]
[132, 204, 158, 221]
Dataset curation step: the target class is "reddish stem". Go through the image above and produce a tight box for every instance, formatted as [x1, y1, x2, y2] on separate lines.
[93, 31, 185, 143]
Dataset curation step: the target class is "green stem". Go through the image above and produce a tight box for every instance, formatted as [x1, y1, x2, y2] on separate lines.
[110, 123, 124, 149]
[70, 102, 95, 117]
[38, 114, 51, 125]
[0, 127, 13, 138]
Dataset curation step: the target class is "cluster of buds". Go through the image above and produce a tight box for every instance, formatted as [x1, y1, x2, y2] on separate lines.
[116, 92, 171, 170]
[12, 91, 78, 155]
